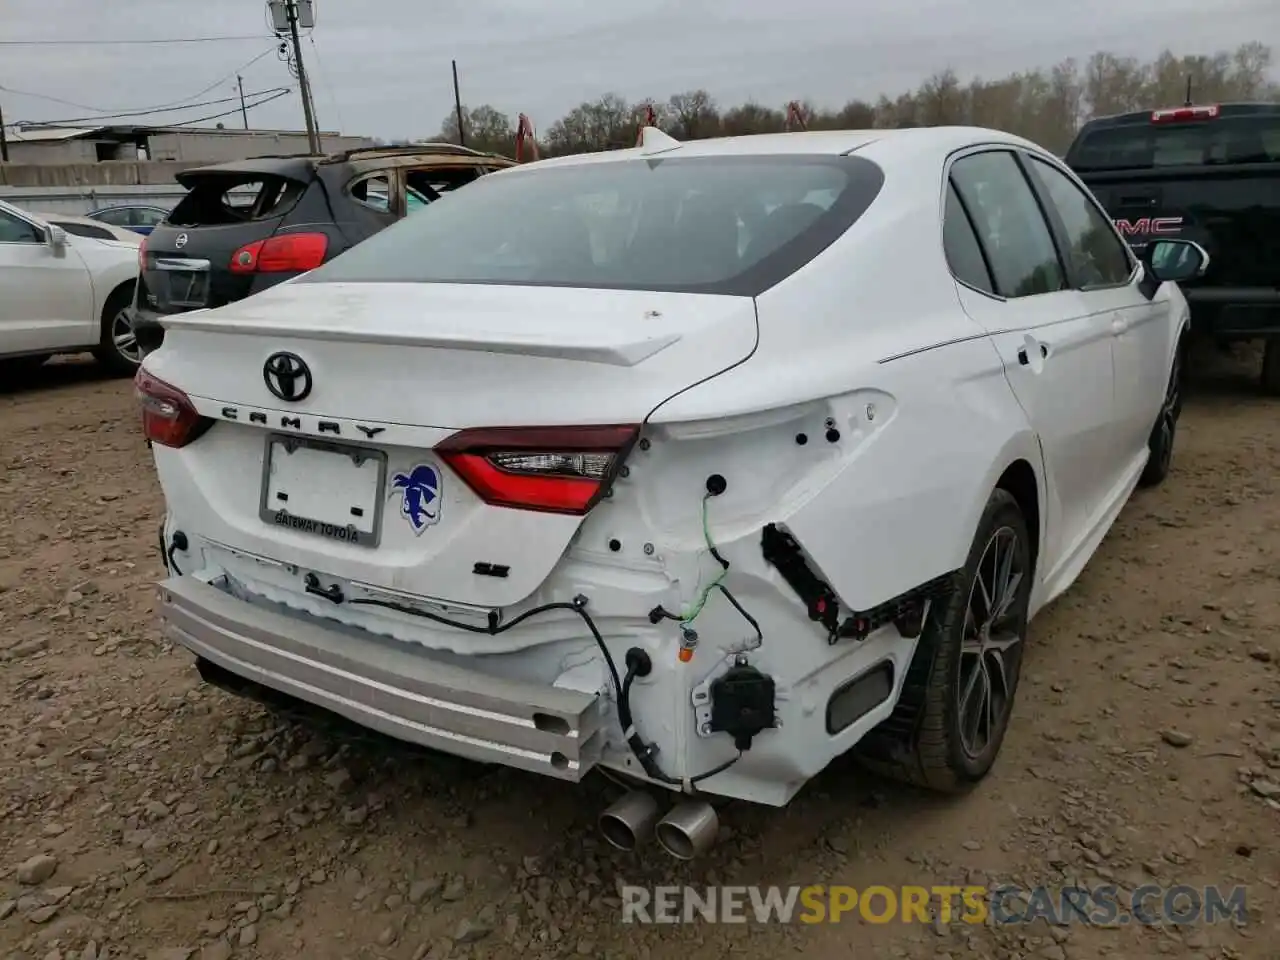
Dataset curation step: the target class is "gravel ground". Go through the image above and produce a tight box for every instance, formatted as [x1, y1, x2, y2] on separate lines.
[1, 346, 1278, 960]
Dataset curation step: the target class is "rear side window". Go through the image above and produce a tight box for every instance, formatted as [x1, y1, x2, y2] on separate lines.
[943, 183, 995, 295]
[1070, 115, 1280, 171]
[168, 174, 305, 227]
[950, 151, 1065, 299]
[306, 155, 885, 297]
[1026, 157, 1132, 287]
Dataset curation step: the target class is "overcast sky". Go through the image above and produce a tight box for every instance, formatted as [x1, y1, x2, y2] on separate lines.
[2, 0, 1277, 141]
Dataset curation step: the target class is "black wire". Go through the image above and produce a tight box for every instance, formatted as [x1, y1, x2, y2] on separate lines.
[166, 545, 183, 577]
[349, 595, 624, 698]
[0, 36, 270, 46]
[12, 88, 289, 127]
[1, 47, 277, 120]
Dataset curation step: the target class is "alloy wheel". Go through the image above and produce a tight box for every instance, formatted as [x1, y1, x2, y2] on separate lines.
[957, 526, 1025, 759]
[112, 308, 142, 365]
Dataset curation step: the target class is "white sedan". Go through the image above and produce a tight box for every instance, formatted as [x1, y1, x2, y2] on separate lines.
[0, 199, 143, 374]
[135, 126, 1206, 860]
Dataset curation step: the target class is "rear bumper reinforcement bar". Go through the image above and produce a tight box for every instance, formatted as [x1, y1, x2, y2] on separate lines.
[156, 575, 604, 780]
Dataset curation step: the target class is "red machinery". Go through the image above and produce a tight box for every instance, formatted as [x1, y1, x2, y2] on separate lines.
[635, 103, 658, 146]
[515, 114, 539, 162]
[785, 101, 808, 131]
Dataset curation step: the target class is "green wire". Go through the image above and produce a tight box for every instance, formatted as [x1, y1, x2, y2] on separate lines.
[679, 495, 726, 624]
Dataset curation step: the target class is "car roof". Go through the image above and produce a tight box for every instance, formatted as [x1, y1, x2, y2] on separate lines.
[176, 143, 514, 187]
[519, 126, 1052, 171]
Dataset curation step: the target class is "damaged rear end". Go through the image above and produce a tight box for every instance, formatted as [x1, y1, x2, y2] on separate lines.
[139, 147, 911, 838]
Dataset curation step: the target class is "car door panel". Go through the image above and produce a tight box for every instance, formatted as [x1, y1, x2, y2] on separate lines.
[0, 210, 96, 355]
[956, 287, 1115, 571]
[944, 149, 1119, 577]
[1020, 152, 1172, 473]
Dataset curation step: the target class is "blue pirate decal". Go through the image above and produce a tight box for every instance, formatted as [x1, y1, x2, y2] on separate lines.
[390, 463, 442, 534]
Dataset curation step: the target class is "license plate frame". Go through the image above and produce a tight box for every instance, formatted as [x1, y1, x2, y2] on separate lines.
[258, 434, 388, 549]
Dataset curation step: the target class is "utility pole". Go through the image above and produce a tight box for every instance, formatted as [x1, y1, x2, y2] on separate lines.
[236, 75, 249, 130]
[268, 0, 320, 153]
[0, 99, 8, 163]
[452, 60, 466, 147]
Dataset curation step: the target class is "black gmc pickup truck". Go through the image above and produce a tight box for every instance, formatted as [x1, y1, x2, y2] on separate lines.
[1064, 102, 1280, 393]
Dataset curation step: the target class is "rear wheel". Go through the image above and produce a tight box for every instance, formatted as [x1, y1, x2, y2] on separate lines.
[1262, 338, 1280, 397]
[92, 283, 141, 377]
[1139, 338, 1185, 488]
[856, 488, 1032, 792]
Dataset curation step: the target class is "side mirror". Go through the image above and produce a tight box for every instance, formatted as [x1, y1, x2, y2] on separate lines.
[1143, 238, 1210, 284]
[47, 225, 68, 253]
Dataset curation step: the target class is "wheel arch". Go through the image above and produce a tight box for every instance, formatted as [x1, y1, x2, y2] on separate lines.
[101, 276, 137, 323]
[994, 458, 1041, 576]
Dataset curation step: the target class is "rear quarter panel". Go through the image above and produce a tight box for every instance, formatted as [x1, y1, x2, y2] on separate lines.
[652, 159, 1043, 613]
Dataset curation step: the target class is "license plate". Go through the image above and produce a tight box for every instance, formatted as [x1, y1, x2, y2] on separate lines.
[259, 435, 387, 548]
[168, 271, 208, 308]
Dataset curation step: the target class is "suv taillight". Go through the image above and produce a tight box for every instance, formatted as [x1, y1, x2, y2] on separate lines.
[437, 425, 641, 514]
[1151, 104, 1219, 123]
[134, 368, 211, 448]
[137, 236, 148, 271]
[230, 233, 328, 274]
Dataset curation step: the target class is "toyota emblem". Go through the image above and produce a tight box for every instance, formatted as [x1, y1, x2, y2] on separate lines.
[263, 352, 313, 403]
[174, 233, 188, 249]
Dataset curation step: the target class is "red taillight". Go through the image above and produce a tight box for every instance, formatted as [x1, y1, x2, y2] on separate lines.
[1151, 104, 1219, 124]
[138, 235, 148, 271]
[134, 368, 211, 448]
[437, 425, 641, 514]
[229, 233, 328, 274]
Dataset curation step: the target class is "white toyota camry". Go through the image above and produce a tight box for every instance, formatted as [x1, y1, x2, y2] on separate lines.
[136, 126, 1207, 860]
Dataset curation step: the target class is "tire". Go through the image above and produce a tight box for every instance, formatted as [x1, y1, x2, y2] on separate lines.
[856, 488, 1032, 792]
[1138, 337, 1185, 488]
[1262, 339, 1280, 397]
[92, 282, 141, 377]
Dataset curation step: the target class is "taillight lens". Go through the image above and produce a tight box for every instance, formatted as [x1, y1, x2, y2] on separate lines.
[1151, 104, 1219, 124]
[134, 368, 211, 448]
[229, 233, 328, 274]
[137, 236, 148, 271]
[437, 425, 640, 514]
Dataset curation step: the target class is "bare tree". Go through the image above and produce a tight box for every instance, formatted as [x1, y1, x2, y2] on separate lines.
[438, 105, 515, 156]
[544, 93, 634, 154]
[666, 90, 720, 139]
[720, 102, 785, 136]
[460, 43, 1275, 159]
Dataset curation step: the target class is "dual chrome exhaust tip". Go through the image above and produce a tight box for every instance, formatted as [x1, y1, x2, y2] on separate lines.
[598, 789, 719, 860]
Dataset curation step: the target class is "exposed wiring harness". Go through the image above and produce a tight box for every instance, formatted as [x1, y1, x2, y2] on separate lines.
[345, 590, 740, 789]
[647, 494, 764, 646]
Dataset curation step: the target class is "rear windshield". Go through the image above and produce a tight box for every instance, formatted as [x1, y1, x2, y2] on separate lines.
[167, 173, 306, 227]
[304, 155, 884, 296]
[1070, 115, 1280, 171]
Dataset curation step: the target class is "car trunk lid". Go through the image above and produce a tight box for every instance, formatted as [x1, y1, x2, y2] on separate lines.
[142, 281, 758, 607]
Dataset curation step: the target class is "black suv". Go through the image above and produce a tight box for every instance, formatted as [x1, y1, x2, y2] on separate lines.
[1064, 103, 1280, 392]
[131, 143, 515, 355]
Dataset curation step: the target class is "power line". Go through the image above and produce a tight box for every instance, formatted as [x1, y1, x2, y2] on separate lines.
[0, 35, 270, 47]
[0, 47, 278, 121]
[11, 88, 291, 126]
[160, 89, 292, 127]
[307, 34, 344, 134]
